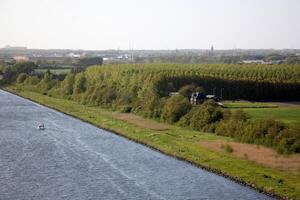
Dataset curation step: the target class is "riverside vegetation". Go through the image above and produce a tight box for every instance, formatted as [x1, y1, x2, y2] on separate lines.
[7, 63, 300, 154]
[1, 62, 300, 199]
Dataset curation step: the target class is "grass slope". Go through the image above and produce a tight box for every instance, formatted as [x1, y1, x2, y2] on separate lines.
[6, 88, 300, 200]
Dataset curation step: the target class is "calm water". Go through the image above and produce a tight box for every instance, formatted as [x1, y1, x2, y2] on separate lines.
[0, 90, 272, 200]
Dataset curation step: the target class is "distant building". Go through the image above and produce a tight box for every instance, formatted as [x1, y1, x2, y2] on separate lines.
[241, 60, 282, 65]
[241, 60, 265, 64]
[190, 92, 206, 105]
[13, 56, 29, 62]
[67, 53, 81, 58]
[190, 92, 220, 105]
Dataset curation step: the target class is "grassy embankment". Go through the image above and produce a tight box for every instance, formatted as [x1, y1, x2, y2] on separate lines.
[6, 87, 300, 200]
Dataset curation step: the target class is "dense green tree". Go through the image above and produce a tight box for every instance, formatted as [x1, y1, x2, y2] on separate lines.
[188, 100, 223, 131]
[231, 110, 249, 121]
[73, 73, 86, 94]
[161, 94, 191, 123]
[24, 76, 40, 85]
[14, 61, 37, 74]
[77, 57, 103, 67]
[16, 73, 28, 84]
[178, 84, 204, 98]
[61, 73, 75, 95]
[38, 70, 57, 91]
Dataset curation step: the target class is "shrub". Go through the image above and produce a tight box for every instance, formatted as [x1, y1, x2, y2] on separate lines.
[178, 84, 204, 97]
[188, 100, 223, 130]
[215, 120, 245, 137]
[24, 76, 40, 85]
[16, 73, 28, 84]
[222, 109, 232, 120]
[85, 85, 117, 106]
[276, 128, 300, 154]
[161, 94, 192, 123]
[222, 143, 234, 153]
[142, 95, 165, 118]
[231, 109, 249, 121]
[61, 73, 75, 95]
[118, 105, 132, 113]
[37, 72, 57, 91]
[73, 73, 86, 94]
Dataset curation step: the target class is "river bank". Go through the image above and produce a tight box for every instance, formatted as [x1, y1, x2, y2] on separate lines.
[4, 87, 300, 199]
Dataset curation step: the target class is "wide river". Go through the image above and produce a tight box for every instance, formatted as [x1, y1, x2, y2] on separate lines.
[0, 90, 272, 200]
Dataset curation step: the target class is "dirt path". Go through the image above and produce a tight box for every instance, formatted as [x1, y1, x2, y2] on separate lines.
[199, 141, 300, 174]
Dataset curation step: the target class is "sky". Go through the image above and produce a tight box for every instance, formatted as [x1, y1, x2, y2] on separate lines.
[0, 0, 300, 50]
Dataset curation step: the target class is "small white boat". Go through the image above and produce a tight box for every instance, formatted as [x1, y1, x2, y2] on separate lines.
[37, 123, 45, 130]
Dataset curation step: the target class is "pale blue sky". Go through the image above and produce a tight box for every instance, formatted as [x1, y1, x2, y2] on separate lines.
[0, 0, 299, 50]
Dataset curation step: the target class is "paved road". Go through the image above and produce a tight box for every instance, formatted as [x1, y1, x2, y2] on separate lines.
[0, 90, 272, 200]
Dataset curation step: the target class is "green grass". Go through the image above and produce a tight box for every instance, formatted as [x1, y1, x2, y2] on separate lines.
[242, 107, 300, 128]
[224, 101, 300, 127]
[34, 69, 72, 75]
[224, 102, 278, 108]
[6, 87, 300, 200]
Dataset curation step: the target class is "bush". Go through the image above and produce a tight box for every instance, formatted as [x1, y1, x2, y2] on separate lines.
[276, 128, 300, 154]
[222, 109, 232, 120]
[16, 73, 28, 84]
[73, 73, 86, 94]
[118, 105, 132, 113]
[178, 84, 205, 98]
[215, 120, 245, 137]
[231, 109, 249, 121]
[77, 57, 103, 67]
[161, 94, 191, 123]
[61, 73, 75, 95]
[222, 143, 234, 153]
[178, 84, 195, 97]
[24, 76, 40, 85]
[85, 85, 117, 106]
[37, 72, 57, 91]
[188, 100, 223, 130]
[215, 117, 299, 154]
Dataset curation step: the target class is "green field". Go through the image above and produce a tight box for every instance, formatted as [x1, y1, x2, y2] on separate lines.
[224, 102, 300, 127]
[243, 107, 300, 128]
[34, 68, 72, 75]
[6, 87, 300, 200]
[224, 102, 278, 108]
